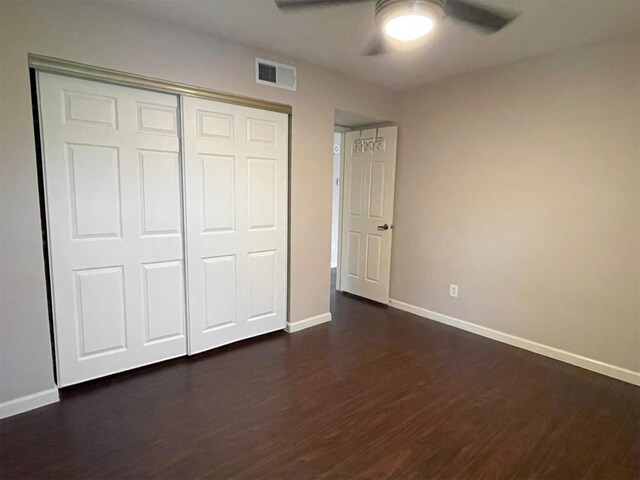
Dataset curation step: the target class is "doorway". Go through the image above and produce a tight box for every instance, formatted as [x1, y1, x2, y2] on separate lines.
[330, 110, 398, 308]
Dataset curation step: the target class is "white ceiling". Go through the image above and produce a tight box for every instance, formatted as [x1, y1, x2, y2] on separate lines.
[118, 0, 640, 91]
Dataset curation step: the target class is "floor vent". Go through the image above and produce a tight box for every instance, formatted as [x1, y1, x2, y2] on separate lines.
[255, 58, 296, 91]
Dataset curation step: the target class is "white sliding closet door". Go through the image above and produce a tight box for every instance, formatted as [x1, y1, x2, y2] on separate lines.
[182, 97, 288, 354]
[39, 73, 187, 386]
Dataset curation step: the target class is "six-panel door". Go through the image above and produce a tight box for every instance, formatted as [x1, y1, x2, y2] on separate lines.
[38, 73, 187, 386]
[340, 126, 398, 304]
[182, 97, 288, 354]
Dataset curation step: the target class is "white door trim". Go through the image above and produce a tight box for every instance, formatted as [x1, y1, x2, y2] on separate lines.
[335, 131, 346, 292]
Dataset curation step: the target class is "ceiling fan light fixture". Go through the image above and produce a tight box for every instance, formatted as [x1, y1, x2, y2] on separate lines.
[376, 0, 444, 42]
[384, 13, 434, 41]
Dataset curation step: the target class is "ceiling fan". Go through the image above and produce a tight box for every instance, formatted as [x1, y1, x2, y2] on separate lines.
[274, 0, 518, 56]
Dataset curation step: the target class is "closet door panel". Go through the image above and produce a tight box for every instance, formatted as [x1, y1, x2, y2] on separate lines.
[39, 73, 186, 386]
[183, 97, 288, 354]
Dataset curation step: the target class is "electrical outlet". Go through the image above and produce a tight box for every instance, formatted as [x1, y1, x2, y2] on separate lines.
[449, 284, 459, 298]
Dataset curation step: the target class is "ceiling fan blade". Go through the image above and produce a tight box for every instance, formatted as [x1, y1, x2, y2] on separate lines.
[275, 0, 371, 10]
[446, 0, 517, 32]
[362, 31, 391, 57]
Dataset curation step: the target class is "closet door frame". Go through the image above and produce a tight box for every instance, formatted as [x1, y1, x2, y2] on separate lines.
[30, 54, 292, 386]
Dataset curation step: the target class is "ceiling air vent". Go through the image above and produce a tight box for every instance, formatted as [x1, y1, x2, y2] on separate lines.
[255, 58, 296, 91]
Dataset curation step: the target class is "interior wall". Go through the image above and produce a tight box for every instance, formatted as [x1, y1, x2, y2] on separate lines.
[0, 0, 400, 404]
[391, 33, 640, 372]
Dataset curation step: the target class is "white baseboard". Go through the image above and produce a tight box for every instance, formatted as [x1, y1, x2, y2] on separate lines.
[286, 312, 332, 333]
[0, 388, 59, 419]
[389, 299, 640, 386]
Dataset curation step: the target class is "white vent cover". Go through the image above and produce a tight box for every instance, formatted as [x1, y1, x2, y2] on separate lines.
[255, 58, 296, 91]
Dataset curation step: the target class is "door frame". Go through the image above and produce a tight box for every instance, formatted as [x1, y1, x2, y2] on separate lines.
[333, 126, 349, 292]
[29, 54, 293, 386]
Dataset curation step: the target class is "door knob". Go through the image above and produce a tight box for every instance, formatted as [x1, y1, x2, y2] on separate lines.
[377, 224, 390, 231]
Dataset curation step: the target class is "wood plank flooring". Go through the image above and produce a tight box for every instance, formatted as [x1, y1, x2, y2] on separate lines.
[1, 270, 638, 479]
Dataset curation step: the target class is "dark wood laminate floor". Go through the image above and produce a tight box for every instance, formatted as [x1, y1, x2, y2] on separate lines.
[1, 270, 639, 479]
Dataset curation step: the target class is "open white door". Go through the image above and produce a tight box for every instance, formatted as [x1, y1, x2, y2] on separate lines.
[39, 73, 187, 386]
[182, 97, 288, 354]
[340, 126, 397, 304]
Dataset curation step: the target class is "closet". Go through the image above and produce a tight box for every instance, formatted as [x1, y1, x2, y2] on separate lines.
[37, 71, 289, 386]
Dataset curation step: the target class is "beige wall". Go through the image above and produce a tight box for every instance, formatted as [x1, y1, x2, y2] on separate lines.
[392, 34, 640, 372]
[0, 0, 400, 403]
